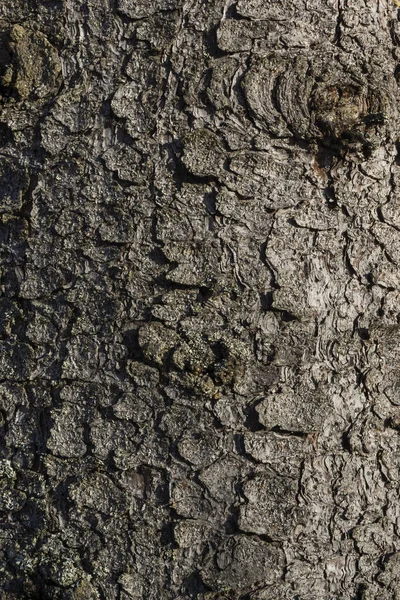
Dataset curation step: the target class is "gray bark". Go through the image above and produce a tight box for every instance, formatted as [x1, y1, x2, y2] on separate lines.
[0, 0, 399, 598]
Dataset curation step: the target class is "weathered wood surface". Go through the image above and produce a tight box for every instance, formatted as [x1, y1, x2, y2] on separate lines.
[0, 1, 399, 598]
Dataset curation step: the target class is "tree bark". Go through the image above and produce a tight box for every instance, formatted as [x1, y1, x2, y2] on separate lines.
[0, 0, 399, 598]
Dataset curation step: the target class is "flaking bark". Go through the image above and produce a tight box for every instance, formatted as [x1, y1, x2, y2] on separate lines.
[0, 1, 399, 599]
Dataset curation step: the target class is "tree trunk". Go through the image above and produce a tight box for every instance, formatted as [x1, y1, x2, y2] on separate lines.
[0, 0, 399, 598]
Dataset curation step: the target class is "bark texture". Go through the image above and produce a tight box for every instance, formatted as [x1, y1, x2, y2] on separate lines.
[0, 0, 400, 599]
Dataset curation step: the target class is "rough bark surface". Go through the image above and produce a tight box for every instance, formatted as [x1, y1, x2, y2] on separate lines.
[0, 0, 400, 599]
